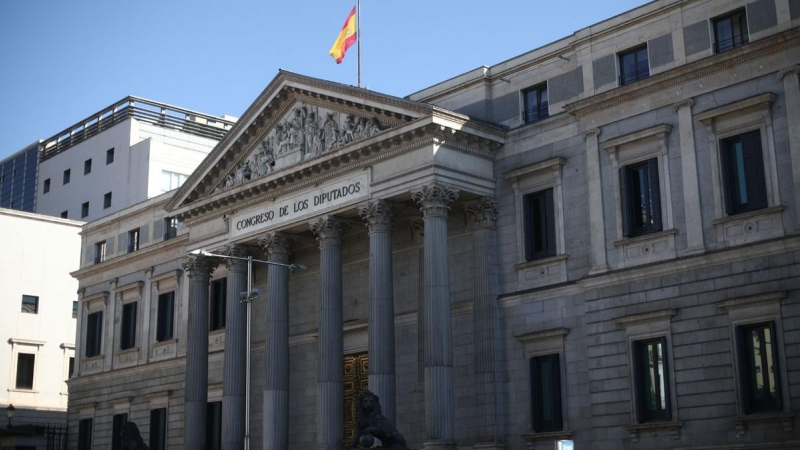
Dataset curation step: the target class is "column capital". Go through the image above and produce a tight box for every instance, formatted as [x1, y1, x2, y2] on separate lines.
[583, 128, 601, 140]
[412, 183, 459, 219]
[778, 65, 800, 80]
[258, 232, 293, 263]
[309, 216, 349, 247]
[465, 196, 498, 230]
[673, 99, 694, 112]
[219, 244, 249, 273]
[358, 199, 394, 234]
[182, 255, 218, 281]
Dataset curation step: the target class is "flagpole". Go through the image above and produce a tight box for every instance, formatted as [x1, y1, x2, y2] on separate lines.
[357, 0, 361, 87]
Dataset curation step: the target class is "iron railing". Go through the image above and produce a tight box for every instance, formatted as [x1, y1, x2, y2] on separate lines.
[40, 96, 236, 161]
[713, 33, 749, 53]
[619, 66, 650, 86]
[524, 103, 549, 124]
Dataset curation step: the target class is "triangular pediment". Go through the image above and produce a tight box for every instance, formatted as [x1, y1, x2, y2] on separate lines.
[166, 71, 432, 212]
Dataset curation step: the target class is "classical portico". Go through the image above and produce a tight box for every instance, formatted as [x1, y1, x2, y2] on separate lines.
[166, 71, 504, 450]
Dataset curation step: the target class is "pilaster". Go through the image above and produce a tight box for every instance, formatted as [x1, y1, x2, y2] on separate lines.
[779, 66, 800, 231]
[584, 128, 608, 273]
[674, 99, 706, 254]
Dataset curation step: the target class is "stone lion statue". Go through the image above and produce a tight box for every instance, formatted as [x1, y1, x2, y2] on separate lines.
[350, 390, 409, 449]
[121, 422, 149, 450]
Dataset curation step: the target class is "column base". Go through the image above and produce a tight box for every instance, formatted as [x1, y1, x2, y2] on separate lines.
[422, 439, 458, 450]
[473, 442, 505, 450]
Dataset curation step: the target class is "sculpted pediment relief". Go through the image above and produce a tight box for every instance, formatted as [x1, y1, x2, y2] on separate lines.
[215, 103, 387, 193]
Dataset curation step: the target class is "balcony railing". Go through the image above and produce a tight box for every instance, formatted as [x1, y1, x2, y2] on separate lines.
[713, 33, 749, 53]
[525, 103, 549, 124]
[40, 96, 236, 161]
[619, 66, 650, 86]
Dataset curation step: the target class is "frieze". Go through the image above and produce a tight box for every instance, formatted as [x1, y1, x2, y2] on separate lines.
[216, 103, 385, 193]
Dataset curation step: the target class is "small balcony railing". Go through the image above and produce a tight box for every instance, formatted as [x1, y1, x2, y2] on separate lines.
[713, 33, 749, 53]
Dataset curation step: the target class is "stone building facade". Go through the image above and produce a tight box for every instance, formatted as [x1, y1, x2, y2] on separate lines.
[68, 0, 800, 449]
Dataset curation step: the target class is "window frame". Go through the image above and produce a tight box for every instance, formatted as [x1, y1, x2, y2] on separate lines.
[516, 327, 569, 436]
[72, 300, 79, 319]
[103, 192, 112, 209]
[522, 83, 550, 124]
[120, 301, 137, 350]
[529, 353, 564, 432]
[620, 157, 663, 238]
[85, 310, 103, 358]
[156, 291, 176, 342]
[149, 407, 167, 450]
[43, 178, 50, 194]
[84, 158, 92, 175]
[719, 130, 768, 215]
[61, 210, 68, 219]
[713, 9, 749, 54]
[112, 413, 128, 450]
[618, 45, 650, 86]
[15, 353, 36, 390]
[94, 241, 106, 264]
[77, 417, 93, 450]
[106, 148, 115, 165]
[128, 228, 140, 253]
[736, 321, 782, 413]
[81, 201, 90, 219]
[164, 217, 178, 240]
[21, 294, 39, 314]
[522, 188, 557, 261]
[206, 401, 223, 450]
[63, 169, 71, 185]
[631, 337, 671, 422]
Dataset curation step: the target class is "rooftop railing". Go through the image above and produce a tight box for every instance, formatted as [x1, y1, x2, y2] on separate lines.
[40, 96, 236, 161]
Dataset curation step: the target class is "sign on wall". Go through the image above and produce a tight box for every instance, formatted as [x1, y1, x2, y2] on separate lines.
[229, 171, 370, 238]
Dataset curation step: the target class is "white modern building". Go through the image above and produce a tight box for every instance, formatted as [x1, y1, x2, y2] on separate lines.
[0, 208, 82, 449]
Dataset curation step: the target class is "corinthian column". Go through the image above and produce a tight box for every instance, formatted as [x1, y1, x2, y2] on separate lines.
[412, 183, 458, 450]
[219, 245, 247, 450]
[310, 216, 349, 450]
[465, 197, 504, 450]
[183, 255, 218, 450]
[358, 199, 396, 423]
[258, 232, 293, 450]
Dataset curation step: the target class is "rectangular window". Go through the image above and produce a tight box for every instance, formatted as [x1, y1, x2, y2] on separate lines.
[149, 408, 167, 450]
[61, 210, 68, 219]
[94, 241, 106, 264]
[77, 418, 93, 450]
[157, 292, 175, 342]
[15, 353, 35, 389]
[82, 201, 89, 218]
[84, 158, 92, 175]
[43, 178, 50, 194]
[85, 311, 103, 357]
[529, 353, 563, 432]
[128, 228, 140, 253]
[619, 45, 650, 85]
[714, 9, 748, 53]
[120, 302, 137, 350]
[68, 356, 74, 379]
[206, 402, 222, 450]
[161, 170, 188, 193]
[164, 217, 178, 240]
[106, 148, 115, 165]
[72, 300, 78, 319]
[620, 158, 662, 237]
[720, 130, 768, 215]
[737, 322, 782, 413]
[523, 84, 549, 124]
[63, 169, 71, 185]
[112, 413, 127, 450]
[21, 294, 39, 314]
[104, 192, 112, 209]
[210, 278, 227, 331]
[632, 338, 671, 422]
[523, 188, 556, 261]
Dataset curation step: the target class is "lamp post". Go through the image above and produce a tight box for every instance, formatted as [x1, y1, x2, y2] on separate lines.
[189, 249, 307, 450]
[6, 404, 15, 428]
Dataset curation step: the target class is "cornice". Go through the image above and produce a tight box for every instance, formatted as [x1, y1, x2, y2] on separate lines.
[601, 124, 672, 151]
[696, 92, 776, 124]
[71, 234, 189, 280]
[564, 28, 800, 118]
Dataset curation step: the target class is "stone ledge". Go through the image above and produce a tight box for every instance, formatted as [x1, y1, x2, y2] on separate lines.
[731, 412, 795, 437]
[521, 430, 572, 445]
[622, 421, 681, 442]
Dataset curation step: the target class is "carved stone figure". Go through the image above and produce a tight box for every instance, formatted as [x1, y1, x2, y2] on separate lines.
[256, 141, 275, 176]
[341, 114, 356, 144]
[350, 391, 409, 449]
[288, 107, 305, 152]
[121, 422, 149, 450]
[323, 112, 340, 152]
[275, 123, 290, 154]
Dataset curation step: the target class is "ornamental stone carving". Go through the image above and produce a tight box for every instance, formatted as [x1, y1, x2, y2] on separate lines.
[358, 199, 394, 234]
[673, 99, 694, 111]
[217, 104, 385, 193]
[309, 216, 350, 247]
[183, 255, 218, 280]
[412, 183, 459, 218]
[465, 196, 498, 229]
[219, 244, 249, 273]
[258, 232, 293, 262]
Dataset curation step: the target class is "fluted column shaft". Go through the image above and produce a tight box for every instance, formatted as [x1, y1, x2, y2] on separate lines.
[221, 246, 248, 450]
[466, 198, 504, 449]
[183, 255, 217, 450]
[413, 184, 458, 450]
[310, 217, 348, 450]
[259, 233, 292, 450]
[358, 200, 396, 423]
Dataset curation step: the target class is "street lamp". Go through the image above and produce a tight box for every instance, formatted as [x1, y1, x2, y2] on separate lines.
[6, 404, 15, 428]
[188, 248, 307, 450]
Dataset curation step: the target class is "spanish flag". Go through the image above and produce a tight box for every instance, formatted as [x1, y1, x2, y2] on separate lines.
[329, 6, 357, 64]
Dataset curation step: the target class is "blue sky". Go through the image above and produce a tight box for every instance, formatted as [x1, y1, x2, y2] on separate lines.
[0, 0, 647, 160]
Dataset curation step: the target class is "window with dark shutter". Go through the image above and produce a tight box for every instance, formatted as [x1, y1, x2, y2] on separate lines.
[207, 401, 222, 450]
[85, 311, 103, 357]
[720, 130, 768, 215]
[530, 353, 563, 432]
[621, 158, 662, 237]
[112, 413, 127, 450]
[120, 302, 137, 350]
[523, 188, 557, 261]
[149, 408, 167, 450]
[15, 353, 35, 389]
[632, 338, 671, 422]
[157, 292, 175, 342]
[210, 278, 227, 331]
[737, 322, 782, 413]
[78, 418, 93, 450]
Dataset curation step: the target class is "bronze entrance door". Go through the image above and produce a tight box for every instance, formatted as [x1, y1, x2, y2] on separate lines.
[343, 351, 369, 445]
